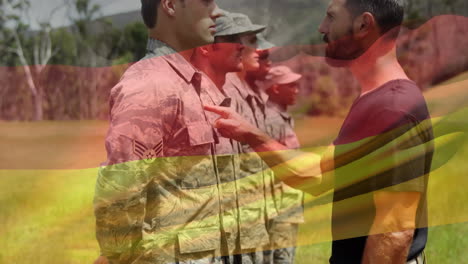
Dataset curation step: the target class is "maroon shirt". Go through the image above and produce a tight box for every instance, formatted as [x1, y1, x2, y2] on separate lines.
[330, 79, 433, 263]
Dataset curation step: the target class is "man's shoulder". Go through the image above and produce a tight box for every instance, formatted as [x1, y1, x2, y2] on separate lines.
[110, 57, 184, 104]
[338, 79, 429, 144]
[264, 103, 283, 123]
[224, 74, 249, 103]
[358, 79, 428, 120]
[375, 79, 424, 110]
[225, 72, 241, 84]
[225, 73, 249, 92]
[124, 55, 181, 87]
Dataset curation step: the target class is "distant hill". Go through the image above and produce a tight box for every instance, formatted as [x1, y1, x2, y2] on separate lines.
[100, 10, 141, 30]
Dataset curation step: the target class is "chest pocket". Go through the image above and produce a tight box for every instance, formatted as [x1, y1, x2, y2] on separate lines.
[187, 121, 215, 147]
[267, 123, 286, 145]
[238, 143, 263, 175]
[170, 120, 215, 156]
[177, 121, 217, 189]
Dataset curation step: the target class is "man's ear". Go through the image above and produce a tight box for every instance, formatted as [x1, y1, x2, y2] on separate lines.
[353, 12, 376, 39]
[160, 0, 176, 17]
[271, 84, 280, 95]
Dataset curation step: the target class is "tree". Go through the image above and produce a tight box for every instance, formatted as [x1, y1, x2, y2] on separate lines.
[0, 0, 61, 121]
[116, 22, 148, 63]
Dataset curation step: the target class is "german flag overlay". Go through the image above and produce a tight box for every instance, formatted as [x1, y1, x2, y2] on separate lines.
[1, 1, 468, 263]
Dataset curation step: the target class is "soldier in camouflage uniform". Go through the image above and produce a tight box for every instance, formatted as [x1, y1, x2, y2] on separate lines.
[263, 66, 304, 264]
[220, 13, 280, 264]
[91, 1, 250, 264]
[239, 35, 304, 264]
[191, 11, 272, 264]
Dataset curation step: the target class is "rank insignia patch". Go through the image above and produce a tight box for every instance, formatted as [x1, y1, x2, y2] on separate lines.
[133, 139, 164, 163]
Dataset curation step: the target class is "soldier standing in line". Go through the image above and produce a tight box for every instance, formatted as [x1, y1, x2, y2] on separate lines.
[241, 35, 306, 264]
[190, 10, 272, 264]
[91, 0, 254, 263]
[263, 66, 304, 264]
[219, 13, 285, 264]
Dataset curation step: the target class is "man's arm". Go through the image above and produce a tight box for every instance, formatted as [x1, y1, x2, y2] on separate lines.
[204, 104, 324, 190]
[203, 105, 452, 196]
[94, 83, 167, 263]
[94, 129, 152, 263]
[362, 191, 421, 264]
[361, 109, 428, 264]
[203, 104, 428, 195]
[204, 105, 425, 195]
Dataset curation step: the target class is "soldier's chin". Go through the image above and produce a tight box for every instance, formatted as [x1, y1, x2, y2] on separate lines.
[234, 63, 244, 72]
[201, 34, 215, 46]
[193, 37, 214, 49]
[226, 62, 243, 73]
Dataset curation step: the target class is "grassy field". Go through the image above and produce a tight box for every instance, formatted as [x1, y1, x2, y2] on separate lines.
[1, 75, 468, 263]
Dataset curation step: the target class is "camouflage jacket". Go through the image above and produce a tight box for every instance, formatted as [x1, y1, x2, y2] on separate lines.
[224, 73, 279, 221]
[264, 101, 304, 224]
[94, 39, 250, 264]
[199, 71, 271, 251]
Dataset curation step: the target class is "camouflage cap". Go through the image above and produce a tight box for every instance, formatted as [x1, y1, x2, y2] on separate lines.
[215, 12, 266, 37]
[265, 66, 302, 87]
[257, 34, 275, 50]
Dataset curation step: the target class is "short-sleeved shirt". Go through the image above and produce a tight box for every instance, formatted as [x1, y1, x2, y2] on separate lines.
[330, 79, 434, 264]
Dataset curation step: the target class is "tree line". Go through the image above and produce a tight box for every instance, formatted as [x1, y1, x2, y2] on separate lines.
[0, 0, 147, 120]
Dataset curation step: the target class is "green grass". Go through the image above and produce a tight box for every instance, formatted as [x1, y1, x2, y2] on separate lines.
[294, 222, 468, 264]
[0, 120, 107, 169]
[0, 169, 99, 263]
[1, 118, 467, 263]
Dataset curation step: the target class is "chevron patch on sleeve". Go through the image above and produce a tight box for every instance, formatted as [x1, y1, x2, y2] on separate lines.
[133, 139, 164, 163]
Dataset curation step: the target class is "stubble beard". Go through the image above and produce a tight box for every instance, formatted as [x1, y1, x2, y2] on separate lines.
[325, 29, 364, 68]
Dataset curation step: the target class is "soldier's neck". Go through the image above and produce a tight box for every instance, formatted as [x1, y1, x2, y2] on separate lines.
[348, 36, 409, 95]
[192, 57, 227, 92]
[350, 48, 408, 95]
[149, 27, 195, 61]
[270, 99, 288, 112]
[245, 73, 260, 94]
[209, 70, 227, 92]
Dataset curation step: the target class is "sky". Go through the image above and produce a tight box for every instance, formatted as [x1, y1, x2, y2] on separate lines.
[26, 0, 139, 29]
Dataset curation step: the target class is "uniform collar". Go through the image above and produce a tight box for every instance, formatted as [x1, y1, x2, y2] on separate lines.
[225, 73, 250, 100]
[267, 100, 292, 122]
[146, 38, 198, 84]
[146, 38, 176, 56]
[225, 73, 270, 104]
[257, 87, 270, 104]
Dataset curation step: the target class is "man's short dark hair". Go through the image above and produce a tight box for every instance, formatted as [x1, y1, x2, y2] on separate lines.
[345, 0, 404, 35]
[141, 0, 161, 28]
